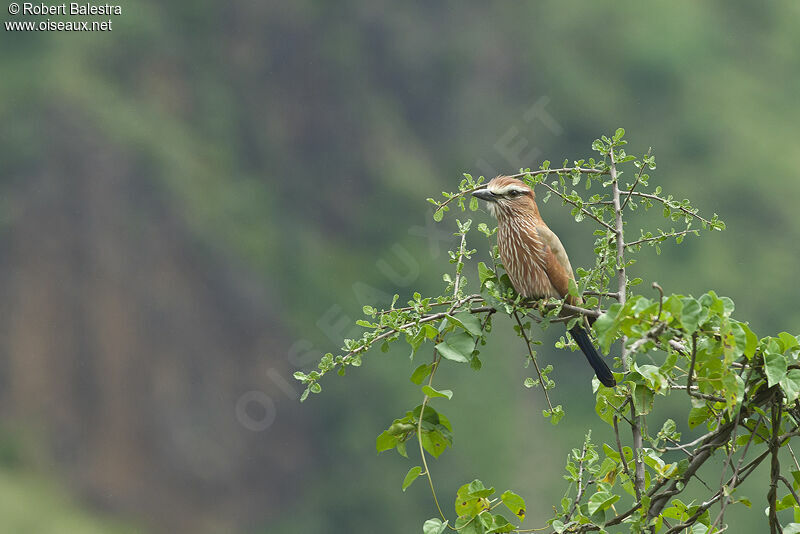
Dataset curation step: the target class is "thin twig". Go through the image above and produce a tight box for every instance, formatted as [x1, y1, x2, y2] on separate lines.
[662, 449, 771, 534]
[583, 290, 620, 299]
[620, 148, 651, 211]
[713, 366, 756, 527]
[652, 282, 664, 321]
[624, 191, 715, 227]
[779, 476, 800, 507]
[434, 167, 608, 218]
[376, 295, 484, 315]
[788, 443, 800, 471]
[686, 332, 698, 396]
[507, 167, 608, 180]
[624, 229, 699, 248]
[669, 384, 726, 404]
[416, 228, 470, 523]
[341, 295, 487, 365]
[536, 179, 616, 232]
[664, 429, 719, 452]
[614, 416, 634, 489]
[648, 386, 777, 520]
[564, 436, 590, 523]
[514, 311, 554, 413]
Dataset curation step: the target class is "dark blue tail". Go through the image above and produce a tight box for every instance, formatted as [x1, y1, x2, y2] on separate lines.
[569, 326, 616, 387]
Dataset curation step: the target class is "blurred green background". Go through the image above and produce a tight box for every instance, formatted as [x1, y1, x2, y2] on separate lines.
[1, 1, 799, 532]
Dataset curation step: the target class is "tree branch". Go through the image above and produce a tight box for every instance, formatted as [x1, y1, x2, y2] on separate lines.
[624, 229, 699, 248]
[610, 147, 646, 502]
[620, 148, 651, 211]
[624, 191, 715, 227]
[768, 400, 782, 534]
[514, 312, 554, 413]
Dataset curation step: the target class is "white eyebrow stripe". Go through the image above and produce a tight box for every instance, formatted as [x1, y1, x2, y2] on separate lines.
[487, 184, 530, 195]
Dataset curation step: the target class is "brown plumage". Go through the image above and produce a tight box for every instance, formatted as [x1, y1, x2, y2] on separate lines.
[472, 176, 616, 387]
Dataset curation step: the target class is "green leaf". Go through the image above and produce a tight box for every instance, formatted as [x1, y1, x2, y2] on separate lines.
[436, 332, 475, 363]
[587, 491, 620, 515]
[423, 518, 448, 534]
[635, 364, 668, 393]
[394, 440, 407, 458]
[765, 351, 788, 388]
[433, 209, 444, 222]
[410, 363, 433, 385]
[501, 490, 526, 522]
[781, 369, 800, 403]
[423, 324, 439, 339]
[594, 303, 623, 352]
[688, 406, 710, 429]
[731, 322, 758, 360]
[780, 332, 800, 352]
[680, 297, 706, 333]
[595, 387, 626, 426]
[478, 261, 496, 284]
[420, 429, 450, 458]
[402, 466, 422, 491]
[455, 481, 492, 517]
[470, 354, 482, 371]
[632, 384, 655, 415]
[544, 405, 565, 425]
[376, 431, 398, 453]
[451, 311, 484, 336]
[567, 278, 579, 298]
[422, 385, 453, 400]
[454, 517, 483, 534]
[467, 479, 496, 498]
[486, 513, 515, 533]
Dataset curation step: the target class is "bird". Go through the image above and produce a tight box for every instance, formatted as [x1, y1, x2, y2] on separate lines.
[471, 175, 616, 387]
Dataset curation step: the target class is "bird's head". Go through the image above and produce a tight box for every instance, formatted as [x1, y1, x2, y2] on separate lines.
[471, 176, 537, 219]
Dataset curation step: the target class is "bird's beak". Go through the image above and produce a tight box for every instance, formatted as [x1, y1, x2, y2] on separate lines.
[471, 188, 495, 202]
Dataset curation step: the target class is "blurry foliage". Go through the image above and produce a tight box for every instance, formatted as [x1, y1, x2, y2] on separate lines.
[0, 467, 141, 534]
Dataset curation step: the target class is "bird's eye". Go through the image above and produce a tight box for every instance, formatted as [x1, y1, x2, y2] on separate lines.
[508, 190, 521, 197]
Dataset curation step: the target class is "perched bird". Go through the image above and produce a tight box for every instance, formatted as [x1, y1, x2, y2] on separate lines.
[472, 176, 616, 387]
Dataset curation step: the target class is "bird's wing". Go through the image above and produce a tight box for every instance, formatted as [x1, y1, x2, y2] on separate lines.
[535, 224, 578, 302]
